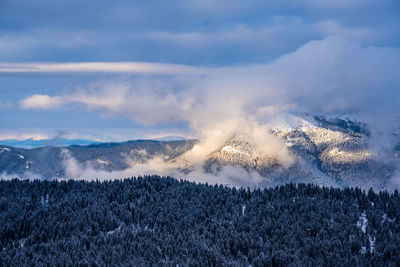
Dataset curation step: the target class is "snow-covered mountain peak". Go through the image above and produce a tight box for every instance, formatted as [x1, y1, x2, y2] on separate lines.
[170, 113, 396, 190]
[267, 113, 317, 132]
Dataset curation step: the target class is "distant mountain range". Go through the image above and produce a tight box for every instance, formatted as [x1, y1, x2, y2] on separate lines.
[0, 138, 101, 148]
[0, 139, 196, 180]
[1, 115, 399, 191]
[0, 135, 186, 148]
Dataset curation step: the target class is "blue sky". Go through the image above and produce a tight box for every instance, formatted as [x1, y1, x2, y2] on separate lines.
[0, 0, 399, 141]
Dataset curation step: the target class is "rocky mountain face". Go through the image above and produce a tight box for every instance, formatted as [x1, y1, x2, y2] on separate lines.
[1, 115, 399, 191]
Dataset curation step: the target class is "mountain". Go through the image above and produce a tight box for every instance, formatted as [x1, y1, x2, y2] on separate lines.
[153, 135, 187, 141]
[170, 114, 398, 190]
[1, 114, 399, 191]
[271, 114, 396, 190]
[0, 138, 101, 148]
[0, 140, 197, 179]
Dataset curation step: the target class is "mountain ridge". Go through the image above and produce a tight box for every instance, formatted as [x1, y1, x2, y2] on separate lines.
[1, 114, 399, 191]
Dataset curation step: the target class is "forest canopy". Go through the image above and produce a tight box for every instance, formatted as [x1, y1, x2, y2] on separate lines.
[1, 176, 400, 266]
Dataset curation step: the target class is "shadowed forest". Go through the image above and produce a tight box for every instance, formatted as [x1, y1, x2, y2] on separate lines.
[1, 176, 400, 266]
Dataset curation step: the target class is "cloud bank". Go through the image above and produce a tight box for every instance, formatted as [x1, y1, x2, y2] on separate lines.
[1, 0, 399, 64]
[19, 36, 400, 127]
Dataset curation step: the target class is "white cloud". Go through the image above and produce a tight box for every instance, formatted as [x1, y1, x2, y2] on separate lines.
[20, 94, 63, 109]
[18, 37, 400, 118]
[0, 62, 218, 75]
[0, 132, 50, 141]
[59, 147, 267, 186]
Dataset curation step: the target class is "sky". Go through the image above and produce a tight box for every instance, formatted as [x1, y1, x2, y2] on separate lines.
[0, 0, 400, 142]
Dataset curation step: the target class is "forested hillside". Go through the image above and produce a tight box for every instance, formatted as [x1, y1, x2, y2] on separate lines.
[1, 177, 400, 266]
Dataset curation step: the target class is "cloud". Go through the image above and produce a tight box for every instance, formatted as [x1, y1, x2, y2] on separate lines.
[17, 36, 400, 172]
[0, 62, 219, 75]
[2, 0, 400, 184]
[148, 19, 379, 47]
[0, 132, 50, 141]
[19, 36, 400, 113]
[269, 36, 400, 113]
[1, 0, 398, 64]
[0, 128, 189, 143]
[313, 20, 376, 42]
[20, 94, 63, 109]
[59, 147, 266, 186]
[18, 36, 400, 129]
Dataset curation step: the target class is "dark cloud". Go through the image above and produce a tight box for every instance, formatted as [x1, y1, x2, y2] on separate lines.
[0, 0, 399, 64]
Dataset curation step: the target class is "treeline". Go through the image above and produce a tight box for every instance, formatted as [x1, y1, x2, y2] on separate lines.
[0, 176, 400, 266]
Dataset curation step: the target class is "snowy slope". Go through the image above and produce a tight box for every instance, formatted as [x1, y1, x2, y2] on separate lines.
[173, 113, 398, 190]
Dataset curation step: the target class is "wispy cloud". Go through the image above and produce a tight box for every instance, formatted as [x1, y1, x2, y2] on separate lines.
[20, 95, 63, 109]
[0, 62, 221, 75]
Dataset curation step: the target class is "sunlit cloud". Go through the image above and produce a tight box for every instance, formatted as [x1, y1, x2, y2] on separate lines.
[0, 62, 224, 75]
[20, 95, 63, 109]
